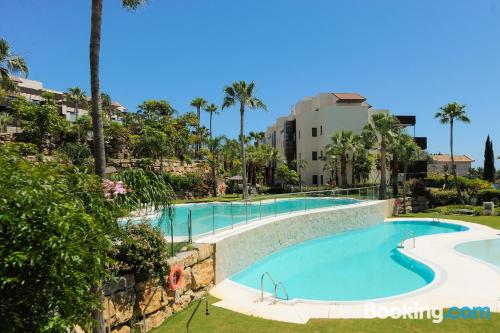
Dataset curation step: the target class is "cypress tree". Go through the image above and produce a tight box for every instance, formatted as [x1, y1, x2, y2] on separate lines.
[483, 135, 495, 182]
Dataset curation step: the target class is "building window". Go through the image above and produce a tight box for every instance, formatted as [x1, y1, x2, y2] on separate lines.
[312, 175, 318, 185]
[320, 125, 323, 135]
[320, 175, 324, 185]
[312, 151, 318, 160]
[312, 127, 317, 137]
[320, 150, 323, 158]
[298, 130, 301, 140]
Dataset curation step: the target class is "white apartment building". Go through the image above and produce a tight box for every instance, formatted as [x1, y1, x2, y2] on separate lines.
[1, 77, 126, 125]
[265, 92, 388, 186]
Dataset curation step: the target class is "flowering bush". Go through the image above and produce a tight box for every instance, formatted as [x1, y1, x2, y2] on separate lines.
[103, 179, 127, 199]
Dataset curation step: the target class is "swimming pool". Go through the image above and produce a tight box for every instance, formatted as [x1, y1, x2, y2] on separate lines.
[155, 197, 360, 237]
[230, 221, 467, 301]
[455, 238, 500, 269]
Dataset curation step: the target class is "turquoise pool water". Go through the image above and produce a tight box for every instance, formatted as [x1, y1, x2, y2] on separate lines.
[156, 197, 359, 237]
[455, 238, 500, 269]
[230, 221, 467, 301]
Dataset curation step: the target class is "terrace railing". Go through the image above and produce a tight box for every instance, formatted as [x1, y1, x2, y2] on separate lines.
[167, 185, 380, 241]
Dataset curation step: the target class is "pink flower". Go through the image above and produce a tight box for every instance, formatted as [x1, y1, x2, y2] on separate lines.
[102, 180, 127, 199]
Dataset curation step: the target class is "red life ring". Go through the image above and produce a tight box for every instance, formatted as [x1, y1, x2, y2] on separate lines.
[169, 265, 184, 291]
[395, 199, 401, 206]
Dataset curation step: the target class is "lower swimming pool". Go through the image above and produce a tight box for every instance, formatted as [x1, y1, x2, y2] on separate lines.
[455, 238, 500, 269]
[153, 197, 359, 237]
[230, 220, 467, 301]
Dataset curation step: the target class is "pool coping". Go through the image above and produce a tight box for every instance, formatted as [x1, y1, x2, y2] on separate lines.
[209, 217, 500, 323]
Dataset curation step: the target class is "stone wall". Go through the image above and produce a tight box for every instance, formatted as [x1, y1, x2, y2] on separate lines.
[103, 243, 215, 333]
[213, 200, 388, 283]
[108, 158, 210, 176]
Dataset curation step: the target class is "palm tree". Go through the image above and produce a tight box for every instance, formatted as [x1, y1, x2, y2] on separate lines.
[191, 97, 207, 157]
[89, 0, 146, 179]
[207, 136, 224, 197]
[66, 87, 87, 142]
[370, 113, 400, 199]
[291, 158, 308, 191]
[0, 38, 28, 90]
[203, 103, 218, 139]
[249, 131, 265, 147]
[435, 102, 470, 203]
[327, 130, 356, 187]
[89, 1, 147, 331]
[222, 81, 267, 200]
[393, 134, 421, 213]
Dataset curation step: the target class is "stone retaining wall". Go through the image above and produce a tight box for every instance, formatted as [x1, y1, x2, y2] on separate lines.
[104, 243, 215, 333]
[108, 158, 210, 176]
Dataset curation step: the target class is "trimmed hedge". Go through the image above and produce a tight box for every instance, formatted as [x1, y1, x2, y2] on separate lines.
[477, 189, 500, 204]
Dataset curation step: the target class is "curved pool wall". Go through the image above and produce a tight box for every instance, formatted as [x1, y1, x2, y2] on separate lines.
[230, 221, 467, 301]
[455, 238, 500, 269]
[211, 200, 389, 283]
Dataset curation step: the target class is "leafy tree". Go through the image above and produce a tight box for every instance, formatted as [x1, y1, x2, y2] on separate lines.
[138, 99, 176, 123]
[206, 136, 225, 197]
[276, 164, 299, 188]
[222, 81, 267, 199]
[11, 93, 68, 151]
[435, 102, 470, 204]
[59, 142, 93, 166]
[248, 131, 265, 147]
[291, 158, 308, 190]
[89, 0, 147, 179]
[484, 135, 495, 182]
[104, 120, 130, 159]
[0, 38, 28, 90]
[0, 111, 10, 132]
[131, 126, 172, 172]
[370, 113, 401, 199]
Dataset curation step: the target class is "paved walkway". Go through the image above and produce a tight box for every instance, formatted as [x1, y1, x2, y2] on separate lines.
[210, 218, 500, 323]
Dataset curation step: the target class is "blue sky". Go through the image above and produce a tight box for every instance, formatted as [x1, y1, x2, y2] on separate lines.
[2, 0, 499, 166]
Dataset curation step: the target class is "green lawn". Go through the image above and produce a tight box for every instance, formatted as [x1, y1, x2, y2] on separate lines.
[152, 296, 499, 333]
[397, 211, 500, 229]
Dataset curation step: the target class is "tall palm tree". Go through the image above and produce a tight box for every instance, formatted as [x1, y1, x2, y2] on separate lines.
[327, 130, 356, 187]
[89, 1, 147, 331]
[66, 87, 87, 142]
[207, 136, 224, 197]
[191, 97, 207, 158]
[90, 0, 146, 178]
[393, 134, 421, 213]
[222, 81, 267, 200]
[0, 38, 28, 90]
[203, 103, 218, 139]
[291, 158, 308, 190]
[435, 102, 470, 203]
[370, 113, 400, 199]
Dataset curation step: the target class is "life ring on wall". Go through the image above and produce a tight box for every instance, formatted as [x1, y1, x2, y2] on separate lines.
[395, 198, 401, 207]
[169, 265, 184, 291]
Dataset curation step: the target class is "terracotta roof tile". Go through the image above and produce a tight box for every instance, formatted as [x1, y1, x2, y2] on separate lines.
[431, 154, 474, 162]
[333, 93, 366, 101]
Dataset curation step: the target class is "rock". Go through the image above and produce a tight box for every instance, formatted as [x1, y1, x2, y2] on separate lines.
[134, 276, 161, 292]
[103, 274, 135, 296]
[143, 308, 172, 331]
[172, 294, 191, 313]
[192, 243, 214, 261]
[167, 250, 199, 268]
[190, 258, 214, 290]
[104, 289, 135, 327]
[111, 325, 131, 333]
[192, 290, 206, 300]
[136, 286, 168, 315]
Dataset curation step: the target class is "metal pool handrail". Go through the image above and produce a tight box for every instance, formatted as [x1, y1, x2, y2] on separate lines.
[398, 230, 415, 249]
[273, 281, 289, 304]
[260, 272, 276, 301]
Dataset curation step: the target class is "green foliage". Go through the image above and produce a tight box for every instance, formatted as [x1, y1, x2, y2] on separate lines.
[3, 141, 38, 156]
[0, 146, 116, 332]
[162, 172, 211, 197]
[430, 189, 464, 206]
[113, 222, 169, 276]
[276, 164, 299, 186]
[477, 189, 500, 204]
[484, 135, 495, 182]
[58, 142, 92, 166]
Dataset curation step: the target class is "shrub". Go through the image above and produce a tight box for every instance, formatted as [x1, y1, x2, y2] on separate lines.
[0, 146, 117, 332]
[423, 173, 445, 188]
[477, 189, 500, 204]
[113, 222, 169, 277]
[58, 142, 92, 166]
[162, 172, 210, 197]
[430, 189, 464, 206]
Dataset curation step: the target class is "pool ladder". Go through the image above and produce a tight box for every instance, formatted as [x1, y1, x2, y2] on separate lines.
[433, 212, 442, 223]
[260, 272, 289, 304]
[398, 230, 415, 249]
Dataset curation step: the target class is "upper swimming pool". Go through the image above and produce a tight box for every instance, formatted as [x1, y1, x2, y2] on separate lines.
[455, 238, 500, 269]
[230, 220, 467, 301]
[152, 197, 360, 237]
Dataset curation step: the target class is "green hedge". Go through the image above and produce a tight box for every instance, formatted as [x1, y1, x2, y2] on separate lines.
[477, 189, 500, 204]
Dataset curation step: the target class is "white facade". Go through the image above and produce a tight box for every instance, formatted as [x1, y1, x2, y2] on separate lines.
[266, 92, 388, 186]
[428, 155, 474, 176]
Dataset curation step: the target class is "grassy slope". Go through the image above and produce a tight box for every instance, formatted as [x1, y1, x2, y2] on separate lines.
[152, 296, 499, 333]
[153, 212, 500, 333]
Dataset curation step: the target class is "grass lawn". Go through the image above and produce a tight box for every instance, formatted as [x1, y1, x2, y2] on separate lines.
[152, 296, 499, 333]
[397, 211, 500, 229]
